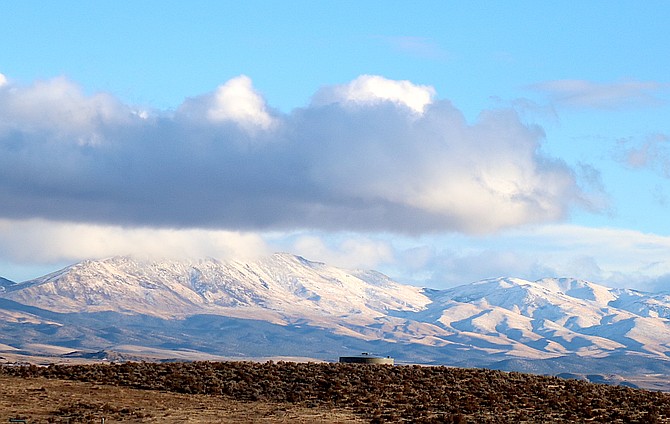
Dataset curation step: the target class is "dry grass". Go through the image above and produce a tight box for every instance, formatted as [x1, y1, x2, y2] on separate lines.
[0, 375, 365, 423]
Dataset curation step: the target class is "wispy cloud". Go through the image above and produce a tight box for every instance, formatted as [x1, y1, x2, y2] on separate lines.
[0, 74, 584, 234]
[528, 79, 667, 109]
[614, 133, 670, 177]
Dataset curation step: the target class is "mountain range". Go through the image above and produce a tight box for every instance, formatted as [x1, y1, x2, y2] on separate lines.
[2, 253, 670, 390]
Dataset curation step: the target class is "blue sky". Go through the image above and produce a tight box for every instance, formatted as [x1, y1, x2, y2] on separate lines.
[1, 1, 669, 290]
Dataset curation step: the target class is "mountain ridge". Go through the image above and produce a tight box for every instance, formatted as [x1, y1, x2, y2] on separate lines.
[2, 253, 670, 389]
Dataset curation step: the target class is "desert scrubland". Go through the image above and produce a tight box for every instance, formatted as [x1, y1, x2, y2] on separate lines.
[2, 361, 670, 423]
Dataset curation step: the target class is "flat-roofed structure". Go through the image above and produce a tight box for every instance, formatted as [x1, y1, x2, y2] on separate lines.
[339, 352, 394, 365]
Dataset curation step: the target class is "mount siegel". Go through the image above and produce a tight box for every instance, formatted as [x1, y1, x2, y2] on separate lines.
[2, 253, 670, 389]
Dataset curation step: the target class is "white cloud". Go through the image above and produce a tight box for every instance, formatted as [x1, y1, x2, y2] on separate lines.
[209, 75, 276, 129]
[529, 79, 666, 109]
[0, 76, 130, 146]
[393, 225, 670, 290]
[300, 105, 580, 233]
[312, 74, 435, 113]
[524, 225, 670, 288]
[0, 218, 270, 264]
[0, 73, 584, 234]
[0, 73, 7, 87]
[177, 75, 276, 131]
[290, 234, 394, 270]
[2, 219, 670, 292]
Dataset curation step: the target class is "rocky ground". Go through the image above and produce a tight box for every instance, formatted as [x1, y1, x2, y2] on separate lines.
[2, 361, 670, 423]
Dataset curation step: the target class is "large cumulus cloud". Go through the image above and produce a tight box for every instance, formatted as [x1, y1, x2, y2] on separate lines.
[0, 73, 585, 234]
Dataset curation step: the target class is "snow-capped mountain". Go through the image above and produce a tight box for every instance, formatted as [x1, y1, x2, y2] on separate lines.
[2, 254, 670, 389]
[3, 254, 431, 336]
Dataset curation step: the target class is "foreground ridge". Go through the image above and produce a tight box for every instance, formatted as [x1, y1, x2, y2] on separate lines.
[3, 361, 669, 423]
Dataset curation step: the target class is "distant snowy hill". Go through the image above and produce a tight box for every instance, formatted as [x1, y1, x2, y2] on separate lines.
[2, 254, 670, 390]
[418, 277, 670, 358]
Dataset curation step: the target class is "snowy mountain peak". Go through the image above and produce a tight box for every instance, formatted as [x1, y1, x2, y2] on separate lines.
[443, 276, 619, 308]
[534, 277, 617, 304]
